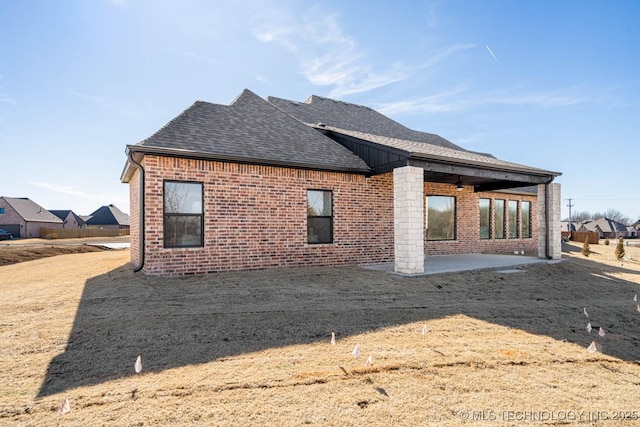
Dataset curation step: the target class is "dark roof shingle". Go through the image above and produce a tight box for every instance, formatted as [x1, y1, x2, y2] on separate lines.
[1, 197, 62, 223]
[267, 94, 471, 152]
[135, 89, 370, 173]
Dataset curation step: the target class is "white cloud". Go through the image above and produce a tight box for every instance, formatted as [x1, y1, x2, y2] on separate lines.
[377, 86, 587, 115]
[70, 91, 104, 104]
[0, 96, 16, 105]
[107, 0, 128, 7]
[254, 11, 409, 98]
[31, 182, 128, 206]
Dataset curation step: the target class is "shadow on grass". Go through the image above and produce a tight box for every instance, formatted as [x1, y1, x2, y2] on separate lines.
[37, 255, 640, 397]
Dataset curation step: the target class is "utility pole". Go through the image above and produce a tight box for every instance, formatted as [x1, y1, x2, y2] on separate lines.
[567, 199, 574, 240]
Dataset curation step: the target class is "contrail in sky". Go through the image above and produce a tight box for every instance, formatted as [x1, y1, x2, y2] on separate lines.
[486, 45, 498, 62]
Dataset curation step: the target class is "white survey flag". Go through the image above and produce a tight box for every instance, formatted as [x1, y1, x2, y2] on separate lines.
[135, 355, 142, 374]
[57, 397, 71, 415]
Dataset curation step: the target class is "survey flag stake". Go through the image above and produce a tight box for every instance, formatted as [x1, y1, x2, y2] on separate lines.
[135, 355, 142, 374]
[57, 397, 71, 415]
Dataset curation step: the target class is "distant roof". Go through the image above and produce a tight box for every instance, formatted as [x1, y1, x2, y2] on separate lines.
[50, 210, 87, 226]
[85, 204, 130, 226]
[126, 89, 370, 176]
[267, 95, 471, 152]
[1, 197, 62, 223]
[581, 217, 631, 233]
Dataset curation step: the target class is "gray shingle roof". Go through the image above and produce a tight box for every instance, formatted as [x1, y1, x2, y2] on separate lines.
[135, 89, 370, 173]
[50, 210, 87, 226]
[267, 94, 472, 152]
[315, 125, 558, 176]
[86, 204, 130, 226]
[1, 197, 63, 223]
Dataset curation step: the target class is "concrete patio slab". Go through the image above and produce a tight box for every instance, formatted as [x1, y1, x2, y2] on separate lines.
[364, 253, 561, 276]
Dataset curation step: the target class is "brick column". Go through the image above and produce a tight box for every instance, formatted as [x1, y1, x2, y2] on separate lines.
[394, 166, 424, 274]
[537, 182, 562, 259]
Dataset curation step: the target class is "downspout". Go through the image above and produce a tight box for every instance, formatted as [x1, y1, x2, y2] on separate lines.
[127, 149, 145, 272]
[544, 176, 554, 260]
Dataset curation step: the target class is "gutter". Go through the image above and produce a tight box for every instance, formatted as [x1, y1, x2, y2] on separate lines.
[127, 149, 145, 273]
[125, 144, 372, 176]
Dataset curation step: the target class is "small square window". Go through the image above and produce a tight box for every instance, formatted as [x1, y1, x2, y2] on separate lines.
[0, 207, 4, 214]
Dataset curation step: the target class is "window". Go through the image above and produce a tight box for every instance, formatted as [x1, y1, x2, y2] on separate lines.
[479, 198, 491, 239]
[521, 201, 531, 238]
[426, 196, 456, 240]
[494, 199, 505, 239]
[0, 207, 4, 214]
[307, 190, 332, 244]
[508, 200, 518, 238]
[164, 181, 203, 248]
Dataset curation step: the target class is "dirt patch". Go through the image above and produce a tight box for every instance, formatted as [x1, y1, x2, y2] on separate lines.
[0, 245, 106, 267]
[1, 243, 639, 426]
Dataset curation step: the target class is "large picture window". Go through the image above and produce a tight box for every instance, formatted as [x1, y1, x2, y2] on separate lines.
[307, 190, 332, 244]
[521, 201, 531, 238]
[494, 199, 505, 239]
[479, 198, 491, 239]
[164, 181, 203, 248]
[508, 200, 518, 238]
[426, 196, 456, 240]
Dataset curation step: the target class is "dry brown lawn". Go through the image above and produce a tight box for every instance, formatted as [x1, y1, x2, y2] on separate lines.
[1, 242, 639, 426]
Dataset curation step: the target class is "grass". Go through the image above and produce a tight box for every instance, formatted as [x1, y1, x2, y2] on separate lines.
[0, 242, 639, 426]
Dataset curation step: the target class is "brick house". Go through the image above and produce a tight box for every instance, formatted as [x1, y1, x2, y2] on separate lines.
[121, 89, 562, 276]
[50, 210, 86, 229]
[0, 197, 64, 238]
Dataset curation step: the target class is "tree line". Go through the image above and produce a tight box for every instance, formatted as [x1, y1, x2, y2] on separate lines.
[564, 208, 633, 225]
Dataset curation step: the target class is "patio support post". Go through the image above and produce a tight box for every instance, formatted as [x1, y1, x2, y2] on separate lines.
[393, 166, 424, 274]
[537, 182, 562, 260]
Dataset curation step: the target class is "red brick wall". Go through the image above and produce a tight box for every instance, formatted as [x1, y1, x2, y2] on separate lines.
[138, 156, 394, 276]
[129, 156, 540, 275]
[129, 168, 141, 268]
[424, 183, 538, 256]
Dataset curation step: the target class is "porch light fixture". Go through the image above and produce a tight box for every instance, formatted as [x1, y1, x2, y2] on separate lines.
[456, 177, 464, 191]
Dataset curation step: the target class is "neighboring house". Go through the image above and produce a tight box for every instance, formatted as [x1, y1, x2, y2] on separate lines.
[50, 210, 86, 229]
[578, 217, 632, 239]
[0, 197, 63, 238]
[85, 204, 130, 230]
[121, 89, 562, 276]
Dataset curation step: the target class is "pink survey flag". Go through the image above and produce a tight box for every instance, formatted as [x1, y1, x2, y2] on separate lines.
[598, 327, 606, 338]
[421, 324, 428, 336]
[583, 307, 589, 317]
[587, 341, 600, 353]
[135, 355, 142, 374]
[365, 355, 372, 367]
[634, 294, 638, 302]
[331, 332, 336, 346]
[637, 304, 640, 314]
[57, 397, 71, 415]
[352, 344, 360, 359]
[586, 322, 592, 333]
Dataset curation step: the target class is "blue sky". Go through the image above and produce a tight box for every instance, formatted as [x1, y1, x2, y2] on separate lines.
[1, 0, 639, 220]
